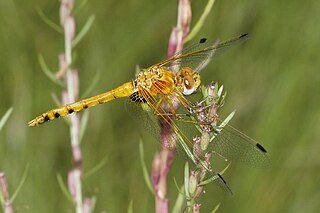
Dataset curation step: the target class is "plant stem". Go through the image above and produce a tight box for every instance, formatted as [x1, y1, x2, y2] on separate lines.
[60, 1, 83, 212]
[152, 1, 192, 212]
[0, 173, 13, 213]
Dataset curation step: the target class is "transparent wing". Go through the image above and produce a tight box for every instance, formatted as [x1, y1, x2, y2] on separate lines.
[126, 89, 233, 194]
[155, 34, 249, 73]
[210, 123, 271, 168]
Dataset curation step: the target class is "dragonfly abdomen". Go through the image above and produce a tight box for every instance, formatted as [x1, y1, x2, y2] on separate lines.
[28, 82, 134, 126]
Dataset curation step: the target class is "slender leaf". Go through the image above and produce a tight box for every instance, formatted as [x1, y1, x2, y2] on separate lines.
[0, 188, 3, 204]
[72, 15, 95, 48]
[199, 162, 231, 186]
[84, 157, 108, 178]
[56, 173, 74, 204]
[80, 71, 101, 99]
[184, 162, 190, 198]
[139, 140, 154, 194]
[185, 0, 216, 42]
[173, 177, 185, 196]
[36, 7, 62, 33]
[127, 200, 133, 213]
[211, 203, 221, 213]
[172, 184, 185, 213]
[79, 110, 90, 143]
[10, 163, 29, 202]
[217, 85, 224, 98]
[74, 0, 90, 14]
[210, 111, 235, 142]
[38, 55, 65, 87]
[0, 107, 13, 132]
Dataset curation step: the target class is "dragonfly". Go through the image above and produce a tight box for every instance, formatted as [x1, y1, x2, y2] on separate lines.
[28, 33, 270, 193]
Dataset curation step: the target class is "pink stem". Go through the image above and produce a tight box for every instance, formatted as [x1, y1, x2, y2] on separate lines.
[152, 0, 192, 212]
[0, 173, 13, 213]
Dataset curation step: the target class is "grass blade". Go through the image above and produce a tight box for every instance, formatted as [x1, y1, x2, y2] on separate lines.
[10, 164, 29, 202]
[56, 173, 74, 204]
[0, 107, 13, 132]
[185, 0, 216, 42]
[139, 140, 154, 194]
[36, 7, 62, 33]
[38, 55, 65, 87]
[72, 15, 95, 48]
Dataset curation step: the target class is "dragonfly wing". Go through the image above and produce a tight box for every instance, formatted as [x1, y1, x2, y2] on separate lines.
[157, 34, 249, 73]
[127, 89, 233, 193]
[210, 123, 271, 168]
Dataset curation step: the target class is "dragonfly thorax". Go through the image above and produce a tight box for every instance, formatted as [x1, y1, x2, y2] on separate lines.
[136, 67, 175, 96]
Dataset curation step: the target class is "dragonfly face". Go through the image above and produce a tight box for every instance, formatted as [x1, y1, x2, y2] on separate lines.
[175, 67, 201, 95]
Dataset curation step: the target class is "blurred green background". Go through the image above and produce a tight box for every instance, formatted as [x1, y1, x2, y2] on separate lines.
[0, 0, 319, 212]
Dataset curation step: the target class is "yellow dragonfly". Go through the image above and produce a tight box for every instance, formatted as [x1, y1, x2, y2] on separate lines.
[28, 34, 270, 193]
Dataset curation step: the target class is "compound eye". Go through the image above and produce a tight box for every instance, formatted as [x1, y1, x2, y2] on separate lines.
[183, 75, 195, 95]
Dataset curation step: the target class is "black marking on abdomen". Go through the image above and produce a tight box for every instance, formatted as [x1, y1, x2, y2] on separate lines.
[81, 100, 88, 109]
[54, 112, 60, 118]
[44, 115, 50, 122]
[68, 109, 74, 114]
[256, 143, 267, 153]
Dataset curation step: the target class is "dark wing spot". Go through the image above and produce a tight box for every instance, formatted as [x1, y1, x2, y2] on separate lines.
[217, 173, 227, 184]
[199, 38, 207, 43]
[240, 33, 248, 38]
[44, 115, 50, 122]
[68, 109, 74, 114]
[256, 143, 267, 153]
[54, 112, 60, 118]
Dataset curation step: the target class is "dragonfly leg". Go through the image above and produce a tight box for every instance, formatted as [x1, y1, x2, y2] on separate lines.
[154, 96, 198, 124]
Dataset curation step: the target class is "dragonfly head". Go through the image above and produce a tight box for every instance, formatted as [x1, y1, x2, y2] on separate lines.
[178, 67, 201, 95]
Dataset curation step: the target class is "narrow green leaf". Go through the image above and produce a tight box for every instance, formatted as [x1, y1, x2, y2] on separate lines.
[213, 82, 219, 100]
[173, 177, 185, 196]
[88, 196, 96, 212]
[139, 140, 154, 194]
[185, 0, 216, 42]
[219, 111, 235, 128]
[74, 0, 89, 14]
[199, 163, 231, 186]
[10, 163, 29, 202]
[36, 7, 62, 33]
[56, 173, 74, 204]
[172, 184, 185, 213]
[218, 91, 227, 106]
[80, 71, 101, 99]
[0, 188, 4, 204]
[217, 85, 224, 98]
[211, 203, 221, 213]
[0, 107, 13, 132]
[176, 131, 196, 164]
[72, 15, 95, 48]
[84, 157, 108, 178]
[210, 111, 235, 142]
[127, 200, 133, 213]
[38, 55, 65, 87]
[184, 162, 190, 198]
[79, 110, 90, 143]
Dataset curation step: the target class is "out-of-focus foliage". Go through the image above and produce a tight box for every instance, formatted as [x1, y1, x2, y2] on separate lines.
[0, 0, 319, 212]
